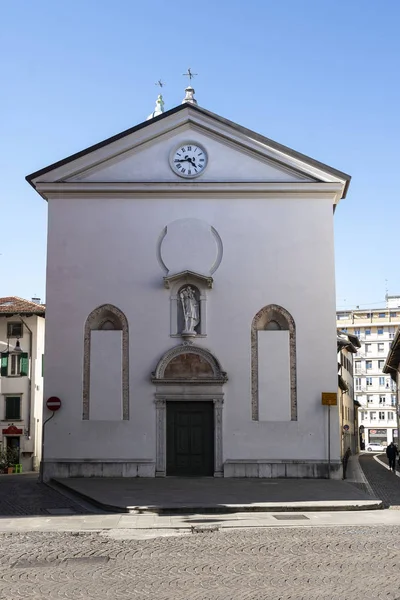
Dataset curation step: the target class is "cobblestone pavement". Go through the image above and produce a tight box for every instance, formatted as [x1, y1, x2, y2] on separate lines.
[0, 526, 400, 599]
[0, 474, 90, 515]
[359, 454, 400, 507]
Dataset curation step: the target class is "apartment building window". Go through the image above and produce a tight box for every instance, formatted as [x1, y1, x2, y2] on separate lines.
[366, 361, 372, 370]
[1, 353, 29, 378]
[366, 377, 373, 387]
[370, 411, 377, 420]
[9, 354, 21, 376]
[378, 343, 385, 352]
[6, 322, 23, 338]
[379, 395, 386, 405]
[390, 312, 397, 318]
[338, 313, 350, 320]
[392, 395, 396, 406]
[378, 328, 384, 335]
[367, 395, 373, 403]
[361, 411, 368, 420]
[389, 327, 395, 339]
[366, 313, 372, 318]
[379, 377, 385, 386]
[378, 360, 385, 369]
[354, 328, 361, 336]
[388, 412, 394, 421]
[378, 313, 386, 318]
[379, 411, 385, 420]
[365, 344, 372, 353]
[355, 377, 362, 391]
[365, 329, 371, 336]
[5, 396, 21, 420]
[355, 361, 361, 374]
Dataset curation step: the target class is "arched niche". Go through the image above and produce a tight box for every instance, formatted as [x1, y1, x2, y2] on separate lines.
[163, 271, 213, 338]
[83, 304, 129, 420]
[151, 344, 227, 477]
[251, 304, 296, 421]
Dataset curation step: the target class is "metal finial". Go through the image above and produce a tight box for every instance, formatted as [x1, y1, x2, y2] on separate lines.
[155, 79, 165, 88]
[182, 69, 198, 105]
[183, 68, 197, 82]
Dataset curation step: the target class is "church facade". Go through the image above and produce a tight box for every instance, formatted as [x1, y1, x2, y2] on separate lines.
[27, 89, 350, 480]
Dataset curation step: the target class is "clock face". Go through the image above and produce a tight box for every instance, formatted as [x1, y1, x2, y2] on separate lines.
[170, 142, 208, 178]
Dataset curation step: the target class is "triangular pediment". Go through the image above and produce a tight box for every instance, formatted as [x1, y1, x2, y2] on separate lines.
[27, 104, 350, 199]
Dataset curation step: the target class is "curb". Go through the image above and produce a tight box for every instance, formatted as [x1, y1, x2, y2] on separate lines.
[51, 479, 128, 513]
[52, 479, 383, 514]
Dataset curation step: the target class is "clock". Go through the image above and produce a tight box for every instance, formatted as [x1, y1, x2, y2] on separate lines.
[169, 142, 208, 178]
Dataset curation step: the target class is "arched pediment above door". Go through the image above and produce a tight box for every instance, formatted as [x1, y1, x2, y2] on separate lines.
[151, 344, 228, 385]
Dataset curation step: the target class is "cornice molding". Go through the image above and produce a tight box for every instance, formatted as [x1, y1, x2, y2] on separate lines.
[36, 181, 343, 204]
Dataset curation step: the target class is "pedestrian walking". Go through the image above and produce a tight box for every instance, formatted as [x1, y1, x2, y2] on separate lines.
[386, 441, 398, 472]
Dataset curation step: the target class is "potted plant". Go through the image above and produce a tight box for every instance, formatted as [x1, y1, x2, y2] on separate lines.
[0, 448, 19, 474]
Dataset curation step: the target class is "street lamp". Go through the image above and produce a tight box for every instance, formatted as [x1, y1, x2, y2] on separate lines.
[13, 339, 22, 353]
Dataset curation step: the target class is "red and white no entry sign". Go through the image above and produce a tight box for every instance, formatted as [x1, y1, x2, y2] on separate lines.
[46, 396, 62, 411]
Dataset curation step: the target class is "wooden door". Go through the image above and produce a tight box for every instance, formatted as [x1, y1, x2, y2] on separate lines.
[166, 402, 214, 476]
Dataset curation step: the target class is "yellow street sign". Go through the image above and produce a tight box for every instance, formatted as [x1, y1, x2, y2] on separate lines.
[321, 392, 337, 406]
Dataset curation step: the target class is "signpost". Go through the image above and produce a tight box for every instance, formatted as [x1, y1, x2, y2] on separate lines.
[40, 397, 62, 482]
[322, 393, 337, 478]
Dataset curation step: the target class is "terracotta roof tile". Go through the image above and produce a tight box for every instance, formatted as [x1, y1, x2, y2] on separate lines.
[0, 297, 45, 315]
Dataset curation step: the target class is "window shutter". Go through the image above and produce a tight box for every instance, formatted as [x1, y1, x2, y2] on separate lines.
[5, 397, 21, 420]
[20, 353, 29, 376]
[0, 354, 8, 377]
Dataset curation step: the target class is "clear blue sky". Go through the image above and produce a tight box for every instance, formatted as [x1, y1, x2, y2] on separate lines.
[1, 0, 399, 309]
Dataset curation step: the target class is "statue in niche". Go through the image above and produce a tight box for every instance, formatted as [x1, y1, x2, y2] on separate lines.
[179, 286, 199, 335]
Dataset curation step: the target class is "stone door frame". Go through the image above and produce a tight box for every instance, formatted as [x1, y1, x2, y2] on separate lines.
[155, 392, 224, 477]
[151, 344, 227, 478]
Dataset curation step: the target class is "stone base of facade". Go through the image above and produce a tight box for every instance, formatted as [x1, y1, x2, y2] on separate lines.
[42, 460, 155, 482]
[223, 460, 343, 479]
[42, 459, 342, 481]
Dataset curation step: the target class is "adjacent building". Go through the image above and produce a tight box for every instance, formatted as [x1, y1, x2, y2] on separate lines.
[337, 331, 361, 455]
[0, 297, 45, 471]
[383, 326, 400, 446]
[27, 88, 351, 481]
[336, 296, 400, 450]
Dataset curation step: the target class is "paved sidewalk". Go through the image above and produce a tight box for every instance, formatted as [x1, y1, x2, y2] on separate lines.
[55, 466, 381, 513]
[0, 508, 397, 535]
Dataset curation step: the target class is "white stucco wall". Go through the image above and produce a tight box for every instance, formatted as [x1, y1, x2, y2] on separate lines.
[42, 192, 339, 465]
[258, 331, 291, 422]
[90, 330, 123, 421]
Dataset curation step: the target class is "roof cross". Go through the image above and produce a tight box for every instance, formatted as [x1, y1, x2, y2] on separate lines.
[182, 68, 197, 82]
